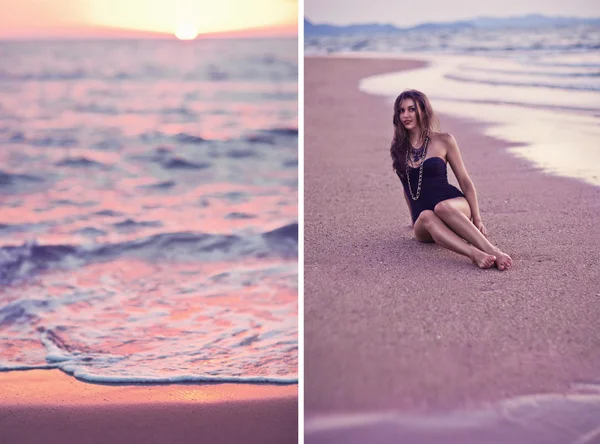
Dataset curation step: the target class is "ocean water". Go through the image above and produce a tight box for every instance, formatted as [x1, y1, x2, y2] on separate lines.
[307, 24, 600, 185]
[305, 24, 600, 64]
[0, 38, 298, 383]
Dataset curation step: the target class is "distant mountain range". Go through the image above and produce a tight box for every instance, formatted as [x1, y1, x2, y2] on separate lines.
[304, 14, 600, 36]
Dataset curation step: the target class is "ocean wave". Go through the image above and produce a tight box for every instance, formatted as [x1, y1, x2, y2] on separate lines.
[0, 170, 43, 187]
[93, 210, 124, 217]
[207, 65, 229, 81]
[262, 127, 299, 137]
[111, 72, 131, 80]
[211, 191, 250, 203]
[161, 107, 197, 117]
[241, 127, 298, 146]
[91, 139, 123, 150]
[0, 243, 78, 286]
[261, 91, 299, 101]
[252, 54, 294, 66]
[137, 180, 176, 190]
[0, 299, 43, 327]
[51, 199, 96, 207]
[305, 385, 600, 444]
[225, 212, 257, 220]
[8, 131, 25, 143]
[135, 129, 297, 149]
[532, 61, 600, 69]
[129, 147, 213, 170]
[224, 149, 257, 159]
[113, 219, 163, 229]
[264, 223, 298, 243]
[0, 69, 87, 82]
[0, 128, 76, 147]
[74, 104, 119, 115]
[74, 227, 107, 237]
[161, 157, 212, 170]
[445, 73, 600, 92]
[138, 131, 212, 144]
[0, 67, 297, 86]
[0, 224, 298, 285]
[175, 132, 208, 144]
[461, 66, 600, 78]
[245, 134, 277, 144]
[455, 43, 600, 52]
[30, 136, 78, 148]
[138, 130, 167, 142]
[55, 157, 108, 168]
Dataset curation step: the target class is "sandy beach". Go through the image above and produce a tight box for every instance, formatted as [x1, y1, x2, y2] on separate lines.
[304, 55, 600, 421]
[0, 370, 297, 443]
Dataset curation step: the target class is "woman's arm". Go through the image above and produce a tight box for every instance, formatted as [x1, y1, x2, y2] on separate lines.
[395, 169, 414, 227]
[444, 133, 487, 235]
[403, 191, 414, 227]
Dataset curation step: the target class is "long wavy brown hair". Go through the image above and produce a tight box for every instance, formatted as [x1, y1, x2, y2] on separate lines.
[391, 90, 440, 178]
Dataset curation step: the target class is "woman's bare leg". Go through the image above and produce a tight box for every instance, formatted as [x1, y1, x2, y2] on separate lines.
[414, 210, 496, 269]
[433, 198, 512, 271]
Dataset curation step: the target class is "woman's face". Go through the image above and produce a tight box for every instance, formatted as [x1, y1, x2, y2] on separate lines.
[399, 98, 418, 131]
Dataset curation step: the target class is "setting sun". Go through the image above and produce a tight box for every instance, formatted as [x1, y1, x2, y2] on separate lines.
[0, 0, 298, 39]
[175, 24, 198, 40]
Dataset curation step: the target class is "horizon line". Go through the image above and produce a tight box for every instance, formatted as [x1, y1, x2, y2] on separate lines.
[0, 35, 298, 42]
[304, 13, 600, 27]
[0, 23, 298, 41]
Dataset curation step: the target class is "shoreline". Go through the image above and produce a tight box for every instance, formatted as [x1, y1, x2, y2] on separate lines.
[0, 369, 298, 443]
[360, 54, 600, 186]
[317, 51, 600, 187]
[304, 55, 600, 438]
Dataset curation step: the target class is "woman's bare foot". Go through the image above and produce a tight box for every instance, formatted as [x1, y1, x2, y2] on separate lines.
[492, 249, 512, 271]
[471, 248, 496, 269]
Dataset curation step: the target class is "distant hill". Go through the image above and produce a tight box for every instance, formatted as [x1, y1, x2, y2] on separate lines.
[470, 14, 600, 28]
[305, 14, 600, 36]
[304, 19, 398, 36]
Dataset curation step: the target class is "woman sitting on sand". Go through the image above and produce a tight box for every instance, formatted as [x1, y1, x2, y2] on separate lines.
[391, 89, 512, 270]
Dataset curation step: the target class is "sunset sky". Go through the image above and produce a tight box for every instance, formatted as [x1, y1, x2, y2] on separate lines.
[0, 0, 298, 39]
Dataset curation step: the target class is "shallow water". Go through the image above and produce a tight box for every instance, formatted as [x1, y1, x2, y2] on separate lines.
[306, 384, 600, 443]
[0, 38, 298, 383]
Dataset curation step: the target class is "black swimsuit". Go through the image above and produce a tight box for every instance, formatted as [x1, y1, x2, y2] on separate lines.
[397, 157, 465, 225]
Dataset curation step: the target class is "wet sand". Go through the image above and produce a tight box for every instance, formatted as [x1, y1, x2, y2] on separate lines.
[304, 56, 600, 415]
[0, 370, 297, 443]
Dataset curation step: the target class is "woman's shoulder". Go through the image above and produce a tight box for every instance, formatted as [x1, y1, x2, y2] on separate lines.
[429, 132, 455, 144]
[430, 132, 459, 151]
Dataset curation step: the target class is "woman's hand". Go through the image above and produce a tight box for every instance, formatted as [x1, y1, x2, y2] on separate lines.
[473, 218, 487, 237]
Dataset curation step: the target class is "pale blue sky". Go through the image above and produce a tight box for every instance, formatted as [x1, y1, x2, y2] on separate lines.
[305, 0, 600, 27]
